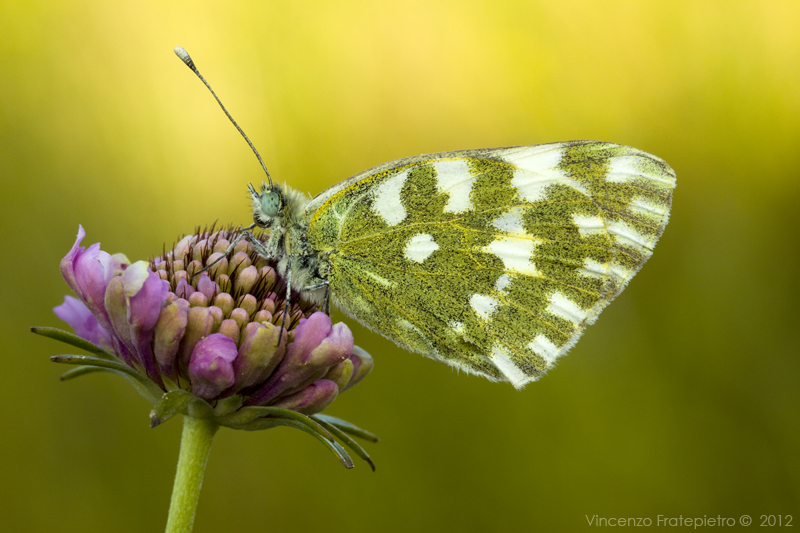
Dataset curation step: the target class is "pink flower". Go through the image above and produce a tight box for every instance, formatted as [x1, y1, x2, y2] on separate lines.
[53, 296, 113, 351]
[188, 334, 238, 400]
[51, 226, 373, 416]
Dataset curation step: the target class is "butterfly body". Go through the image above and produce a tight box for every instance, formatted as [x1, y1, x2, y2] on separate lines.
[250, 140, 676, 388]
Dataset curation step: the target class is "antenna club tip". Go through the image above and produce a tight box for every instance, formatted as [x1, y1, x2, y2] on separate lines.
[173, 46, 195, 68]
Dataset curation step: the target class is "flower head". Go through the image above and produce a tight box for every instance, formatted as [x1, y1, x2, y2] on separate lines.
[40, 226, 375, 450]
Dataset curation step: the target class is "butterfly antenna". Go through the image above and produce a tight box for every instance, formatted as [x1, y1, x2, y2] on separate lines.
[173, 46, 273, 187]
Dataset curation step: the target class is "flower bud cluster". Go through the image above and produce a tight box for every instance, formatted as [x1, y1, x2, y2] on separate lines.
[55, 226, 372, 416]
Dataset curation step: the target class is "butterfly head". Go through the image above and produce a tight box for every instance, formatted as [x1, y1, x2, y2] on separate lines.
[249, 181, 283, 228]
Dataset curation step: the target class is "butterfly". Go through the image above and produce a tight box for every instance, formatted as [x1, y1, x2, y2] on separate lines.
[175, 47, 676, 388]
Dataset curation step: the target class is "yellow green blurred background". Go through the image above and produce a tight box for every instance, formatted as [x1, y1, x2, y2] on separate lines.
[2, 1, 798, 531]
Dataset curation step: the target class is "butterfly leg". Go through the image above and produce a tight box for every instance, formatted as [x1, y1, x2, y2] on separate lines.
[323, 285, 331, 315]
[276, 254, 293, 348]
[191, 224, 257, 279]
[291, 279, 331, 314]
[240, 230, 274, 264]
[300, 281, 329, 291]
[273, 260, 331, 346]
[301, 281, 329, 308]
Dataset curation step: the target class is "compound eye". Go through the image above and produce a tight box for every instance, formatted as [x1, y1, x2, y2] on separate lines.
[260, 190, 282, 217]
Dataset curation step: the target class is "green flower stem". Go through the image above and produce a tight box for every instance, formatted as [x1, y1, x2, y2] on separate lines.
[165, 416, 219, 533]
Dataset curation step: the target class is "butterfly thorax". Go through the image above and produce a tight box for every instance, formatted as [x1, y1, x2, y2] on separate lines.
[250, 182, 328, 299]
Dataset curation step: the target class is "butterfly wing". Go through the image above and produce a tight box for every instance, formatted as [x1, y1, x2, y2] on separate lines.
[306, 141, 675, 387]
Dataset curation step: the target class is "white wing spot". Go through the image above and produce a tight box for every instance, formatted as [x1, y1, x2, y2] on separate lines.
[404, 233, 439, 263]
[528, 334, 560, 365]
[607, 155, 675, 185]
[495, 273, 512, 293]
[630, 196, 667, 217]
[606, 156, 641, 183]
[365, 271, 393, 287]
[397, 318, 438, 354]
[502, 144, 565, 174]
[610, 262, 633, 283]
[547, 292, 588, 324]
[572, 214, 606, 236]
[491, 345, 530, 389]
[492, 208, 526, 234]
[483, 236, 539, 276]
[449, 321, 465, 335]
[505, 146, 588, 202]
[372, 169, 408, 226]
[470, 293, 499, 321]
[608, 220, 653, 250]
[578, 258, 609, 279]
[432, 160, 473, 213]
[510, 169, 563, 203]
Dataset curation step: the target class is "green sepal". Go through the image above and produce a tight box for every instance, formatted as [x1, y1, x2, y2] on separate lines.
[160, 375, 180, 392]
[230, 417, 284, 431]
[212, 395, 243, 417]
[150, 390, 213, 427]
[314, 417, 376, 471]
[50, 354, 162, 402]
[59, 365, 107, 381]
[58, 364, 156, 400]
[187, 397, 215, 419]
[256, 418, 355, 469]
[31, 327, 118, 361]
[216, 406, 359, 469]
[223, 416, 354, 467]
[312, 413, 379, 442]
[217, 406, 335, 441]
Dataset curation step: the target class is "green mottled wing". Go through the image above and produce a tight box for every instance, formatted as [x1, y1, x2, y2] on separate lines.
[306, 141, 675, 387]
